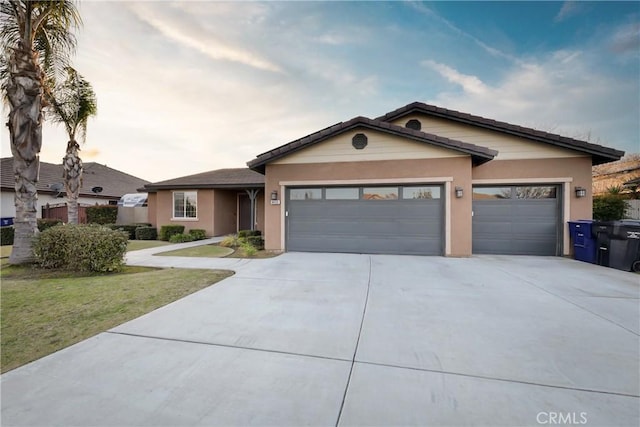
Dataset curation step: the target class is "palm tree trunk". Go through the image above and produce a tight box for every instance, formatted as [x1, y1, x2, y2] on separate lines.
[63, 140, 83, 224]
[6, 42, 45, 264]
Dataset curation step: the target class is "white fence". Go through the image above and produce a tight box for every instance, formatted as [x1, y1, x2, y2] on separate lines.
[626, 200, 640, 219]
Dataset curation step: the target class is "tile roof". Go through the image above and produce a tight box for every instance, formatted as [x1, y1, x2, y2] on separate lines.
[1, 157, 150, 199]
[247, 116, 498, 173]
[377, 102, 624, 165]
[144, 168, 265, 191]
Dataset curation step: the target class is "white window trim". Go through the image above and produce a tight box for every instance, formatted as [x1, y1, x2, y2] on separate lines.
[172, 190, 198, 220]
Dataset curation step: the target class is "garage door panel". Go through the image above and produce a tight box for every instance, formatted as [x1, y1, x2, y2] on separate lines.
[473, 185, 560, 256]
[287, 186, 443, 255]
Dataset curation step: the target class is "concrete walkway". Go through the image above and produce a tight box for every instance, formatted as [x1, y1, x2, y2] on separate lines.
[1, 248, 638, 426]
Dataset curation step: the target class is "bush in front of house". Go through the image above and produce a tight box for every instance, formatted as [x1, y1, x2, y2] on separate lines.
[34, 224, 128, 272]
[159, 225, 185, 241]
[169, 233, 194, 243]
[1, 226, 14, 246]
[246, 235, 264, 250]
[219, 234, 239, 248]
[105, 224, 139, 240]
[86, 205, 118, 224]
[188, 229, 207, 241]
[135, 227, 158, 240]
[37, 218, 63, 231]
[238, 229, 261, 238]
[593, 195, 627, 221]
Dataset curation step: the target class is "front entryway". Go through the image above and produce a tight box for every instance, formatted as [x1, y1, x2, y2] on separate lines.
[285, 185, 444, 255]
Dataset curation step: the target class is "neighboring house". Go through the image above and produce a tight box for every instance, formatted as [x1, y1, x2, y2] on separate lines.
[592, 156, 640, 196]
[144, 168, 265, 238]
[248, 102, 623, 257]
[147, 101, 623, 257]
[1, 157, 150, 222]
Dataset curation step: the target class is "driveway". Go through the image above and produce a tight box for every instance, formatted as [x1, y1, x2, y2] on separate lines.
[1, 252, 638, 426]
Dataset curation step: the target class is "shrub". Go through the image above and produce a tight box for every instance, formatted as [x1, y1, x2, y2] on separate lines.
[106, 224, 139, 240]
[86, 205, 118, 224]
[33, 224, 127, 272]
[593, 195, 627, 221]
[189, 229, 207, 241]
[240, 241, 257, 257]
[159, 225, 185, 241]
[246, 235, 264, 250]
[37, 218, 62, 231]
[219, 234, 239, 248]
[238, 229, 261, 238]
[169, 233, 194, 243]
[1, 227, 14, 246]
[135, 227, 158, 240]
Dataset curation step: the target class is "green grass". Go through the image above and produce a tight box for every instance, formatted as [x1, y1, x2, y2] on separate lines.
[0, 264, 233, 373]
[0, 245, 12, 258]
[155, 244, 234, 257]
[126, 240, 171, 251]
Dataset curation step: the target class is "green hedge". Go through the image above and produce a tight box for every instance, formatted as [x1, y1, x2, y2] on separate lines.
[593, 195, 627, 221]
[135, 227, 157, 240]
[37, 218, 62, 231]
[106, 224, 138, 240]
[189, 229, 207, 241]
[34, 224, 128, 272]
[86, 205, 118, 224]
[238, 229, 261, 238]
[169, 233, 194, 243]
[1, 227, 14, 246]
[159, 225, 185, 241]
[246, 235, 264, 250]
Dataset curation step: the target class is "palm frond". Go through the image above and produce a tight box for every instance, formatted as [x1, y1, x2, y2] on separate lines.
[48, 67, 97, 143]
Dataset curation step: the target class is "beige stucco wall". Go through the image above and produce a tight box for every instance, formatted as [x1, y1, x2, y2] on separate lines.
[264, 157, 473, 256]
[213, 190, 238, 236]
[392, 114, 590, 161]
[155, 189, 215, 236]
[146, 192, 157, 227]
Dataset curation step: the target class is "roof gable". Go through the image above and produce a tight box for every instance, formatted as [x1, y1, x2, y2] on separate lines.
[248, 116, 497, 173]
[377, 102, 624, 165]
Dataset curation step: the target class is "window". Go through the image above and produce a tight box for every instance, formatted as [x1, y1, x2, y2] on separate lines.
[173, 191, 197, 218]
[326, 187, 359, 200]
[363, 187, 398, 200]
[515, 186, 556, 199]
[472, 187, 511, 200]
[290, 188, 322, 200]
[403, 186, 440, 199]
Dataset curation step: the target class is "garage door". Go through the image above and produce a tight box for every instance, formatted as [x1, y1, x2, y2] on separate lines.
[286, 185, 443, 255]
[472, 185, 560, 255]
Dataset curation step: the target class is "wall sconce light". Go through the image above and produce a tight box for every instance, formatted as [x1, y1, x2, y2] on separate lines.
[455, 186, 464, 198]
[575, 187, 586, 198]
[271, 190, 278, 201]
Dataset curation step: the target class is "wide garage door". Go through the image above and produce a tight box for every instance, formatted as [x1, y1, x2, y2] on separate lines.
[286, 185, 443, 255]
[472, 185, 561, 255]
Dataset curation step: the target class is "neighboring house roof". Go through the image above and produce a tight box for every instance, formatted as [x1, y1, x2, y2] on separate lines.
[377, 102, 624, 165]
[0, 157, 150, 199]
[247, 116, 498, 173]
[144, 168, 265, 191]
[624, 176, 640, 188]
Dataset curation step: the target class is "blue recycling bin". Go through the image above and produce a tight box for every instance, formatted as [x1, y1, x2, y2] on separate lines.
[568, 220, 596, 264]
[0, 217, 13, 227]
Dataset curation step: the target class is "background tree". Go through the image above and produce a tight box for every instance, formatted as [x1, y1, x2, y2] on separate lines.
[48, 67, 97, 224]
[0, 1, 81, 263]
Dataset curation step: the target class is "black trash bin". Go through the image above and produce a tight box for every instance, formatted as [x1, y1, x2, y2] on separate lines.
[608, 221, 640, 272]
[592, 221, 615, 267]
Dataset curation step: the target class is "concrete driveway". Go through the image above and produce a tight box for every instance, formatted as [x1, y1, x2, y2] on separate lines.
[1, 252, 638, 426]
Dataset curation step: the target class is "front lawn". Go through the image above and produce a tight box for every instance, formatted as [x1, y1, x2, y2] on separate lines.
[154, 243, 279, 259]
[0, 264, 233, 373]
[126, 240, 171, 252]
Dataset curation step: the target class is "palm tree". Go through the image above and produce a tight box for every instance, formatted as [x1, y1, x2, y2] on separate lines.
[0, 1, 81, 263]
[48, 67, 97, 224]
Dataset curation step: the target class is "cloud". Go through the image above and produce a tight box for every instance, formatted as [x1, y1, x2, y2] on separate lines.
[423, 51, 637, 151]
[129, 4, 282, 73]
[554, 1, 581, 23]
[609, 21, 640, 54]
[422, 60, 488, 95]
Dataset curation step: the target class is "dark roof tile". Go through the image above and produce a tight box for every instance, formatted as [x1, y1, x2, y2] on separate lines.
[144, 168, 264, 191]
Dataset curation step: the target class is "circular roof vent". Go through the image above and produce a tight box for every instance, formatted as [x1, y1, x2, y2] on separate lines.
[352, 133, 368, 150]
[406, 119, 422, 131]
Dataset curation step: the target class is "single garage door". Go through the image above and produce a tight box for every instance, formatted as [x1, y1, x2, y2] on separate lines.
[472, 185, 561, 255]
[286, 185, 443, 255]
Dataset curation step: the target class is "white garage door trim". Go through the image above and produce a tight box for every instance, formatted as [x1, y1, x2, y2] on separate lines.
[279, 177, 454, 255]
[472, 178, 572, 255]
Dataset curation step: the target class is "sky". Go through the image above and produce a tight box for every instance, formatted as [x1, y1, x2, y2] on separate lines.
[1, 1, 639, 183]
